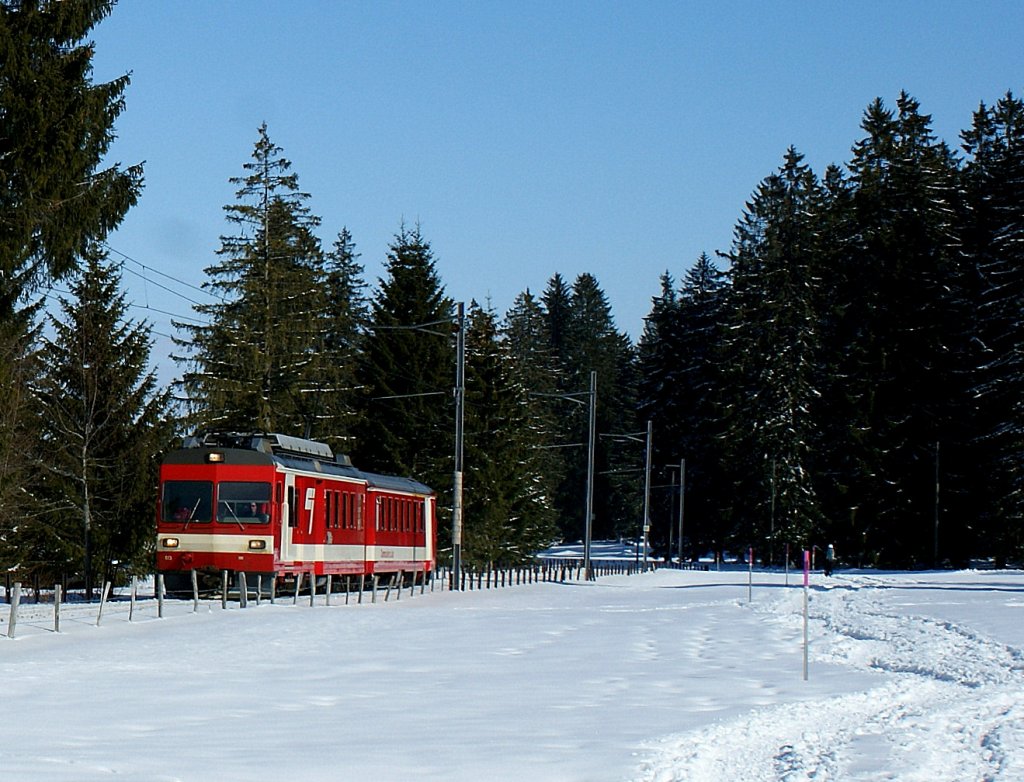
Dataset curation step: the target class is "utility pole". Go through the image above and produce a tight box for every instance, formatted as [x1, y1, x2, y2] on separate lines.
[642, 419, 652, 572]
[933, 440, 940, 567]
[531, 371, 597, 580]
[584, 370, 597, 580]
[452, 302, 465, 589]
[678, 458, 685, 564]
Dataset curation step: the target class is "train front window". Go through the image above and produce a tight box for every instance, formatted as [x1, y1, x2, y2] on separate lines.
[217, 482, 272, 524]
[162, 481, 213, 523]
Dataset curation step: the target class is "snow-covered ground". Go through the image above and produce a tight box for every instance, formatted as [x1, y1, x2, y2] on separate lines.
[2, 564, 1022, 781]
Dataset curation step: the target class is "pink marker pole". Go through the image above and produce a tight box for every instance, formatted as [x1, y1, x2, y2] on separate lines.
[802, 549, 810, 680]
[748, 546, 754, 603]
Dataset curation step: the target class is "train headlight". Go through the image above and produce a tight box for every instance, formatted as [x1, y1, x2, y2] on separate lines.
[206, 452, 225, 463]
[162, 537, 180, 549]
[248, 539, 267, 550]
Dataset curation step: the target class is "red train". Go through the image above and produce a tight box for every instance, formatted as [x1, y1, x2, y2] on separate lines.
[156, 432, 436, 593]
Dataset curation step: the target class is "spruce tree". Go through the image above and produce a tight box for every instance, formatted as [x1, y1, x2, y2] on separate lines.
[541, 273, 573, 373]
[0, 306, 41, 565]
[637, 272, 683, 554]
[0, 0, 142, 574]
[504, 288, 566, 520]
[175, 124, 326, 436]
[720, 148, 826, 557]
[29, 247, 170, 592]
[842, 94, 966, 565]
[461, 302, 558, 565]
[638, 254, 728, 560]
[0, 0, 142, 318]
[564, 273, 637, 541]
[355, 223, 453, 500]
[314, 228, 368, 450]
[962, 92, 1024, 563]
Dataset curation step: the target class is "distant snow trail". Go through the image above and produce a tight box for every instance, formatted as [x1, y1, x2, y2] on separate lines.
[632, 577, 1024, 782]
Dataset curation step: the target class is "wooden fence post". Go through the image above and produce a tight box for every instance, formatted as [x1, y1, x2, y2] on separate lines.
[7, 582, 20, 638]
[238, 572, 248, 609]
[191, 569, 199, 613]
[221, 570, 229, 609]
[157, 574, 164, 619]
[53, 584, 61, 632]
[326, 574, 333, 607]
[95, 581, 111, 626]
[129, 576, 138, 621]
[309, 571, 316, 607]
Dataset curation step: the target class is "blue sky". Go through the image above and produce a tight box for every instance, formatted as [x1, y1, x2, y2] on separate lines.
[87, 1, 1023, 383]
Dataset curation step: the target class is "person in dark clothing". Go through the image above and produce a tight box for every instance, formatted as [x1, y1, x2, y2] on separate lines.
[824, 543, 835, 576]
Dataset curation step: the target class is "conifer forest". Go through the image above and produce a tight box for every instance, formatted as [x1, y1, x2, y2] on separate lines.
[2, 1, 1023, 588]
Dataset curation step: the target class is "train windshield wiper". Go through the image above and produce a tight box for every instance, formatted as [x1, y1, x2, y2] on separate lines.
[184, 497, 201, 530]
[222, 502, 245, 530]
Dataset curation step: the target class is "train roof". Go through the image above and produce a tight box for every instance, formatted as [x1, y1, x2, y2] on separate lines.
[170, 432, 434, 495]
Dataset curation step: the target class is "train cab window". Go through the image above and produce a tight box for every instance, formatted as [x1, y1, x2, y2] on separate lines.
[216, 481, 272, 524]
[162, 481, 213, 523]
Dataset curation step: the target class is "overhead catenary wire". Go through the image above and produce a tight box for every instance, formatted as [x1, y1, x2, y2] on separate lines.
[103, 243, 225, 304]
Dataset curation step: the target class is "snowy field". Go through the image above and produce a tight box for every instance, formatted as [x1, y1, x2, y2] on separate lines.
[2, 563, 1023, 781]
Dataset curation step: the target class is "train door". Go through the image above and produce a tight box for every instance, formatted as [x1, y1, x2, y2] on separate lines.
[422, 495, 435, 567]
[280, 472, 297, 564]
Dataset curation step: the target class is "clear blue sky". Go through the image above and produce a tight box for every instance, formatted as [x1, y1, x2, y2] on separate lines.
[88, 1, 1023, 384]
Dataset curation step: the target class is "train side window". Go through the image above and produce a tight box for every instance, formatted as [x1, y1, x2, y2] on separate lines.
[287, 485, 296, 528]
[325, 491, 332, 529]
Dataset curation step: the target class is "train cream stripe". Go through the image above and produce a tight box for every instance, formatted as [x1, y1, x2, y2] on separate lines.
[286, 543, 365, 561]
[157, 533, 274, 553]
[161, 535, 432, 563]
[287, 543, 422, 562]
[365, 545, 422, 562]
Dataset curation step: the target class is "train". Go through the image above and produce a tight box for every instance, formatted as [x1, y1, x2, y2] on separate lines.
[155, 432, 436, 593]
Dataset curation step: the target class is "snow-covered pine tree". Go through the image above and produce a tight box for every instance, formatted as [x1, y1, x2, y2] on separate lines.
[174, 124, 326, 436]
[354, 223, 453, 497]
[0, 0, 142, 319]
[503, 288, 566, 536]
[962, 92, 1024, 564]
[312, 228, 368, 449]
[461, 302, 558, 566]
[719, 147, 826, 557]
[29, 247, 171, 593]
[564, 273, 638, 542]
[0, 0, 143, 577]
[841, 94, 967, 565]
[638, 254, 729, 560]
